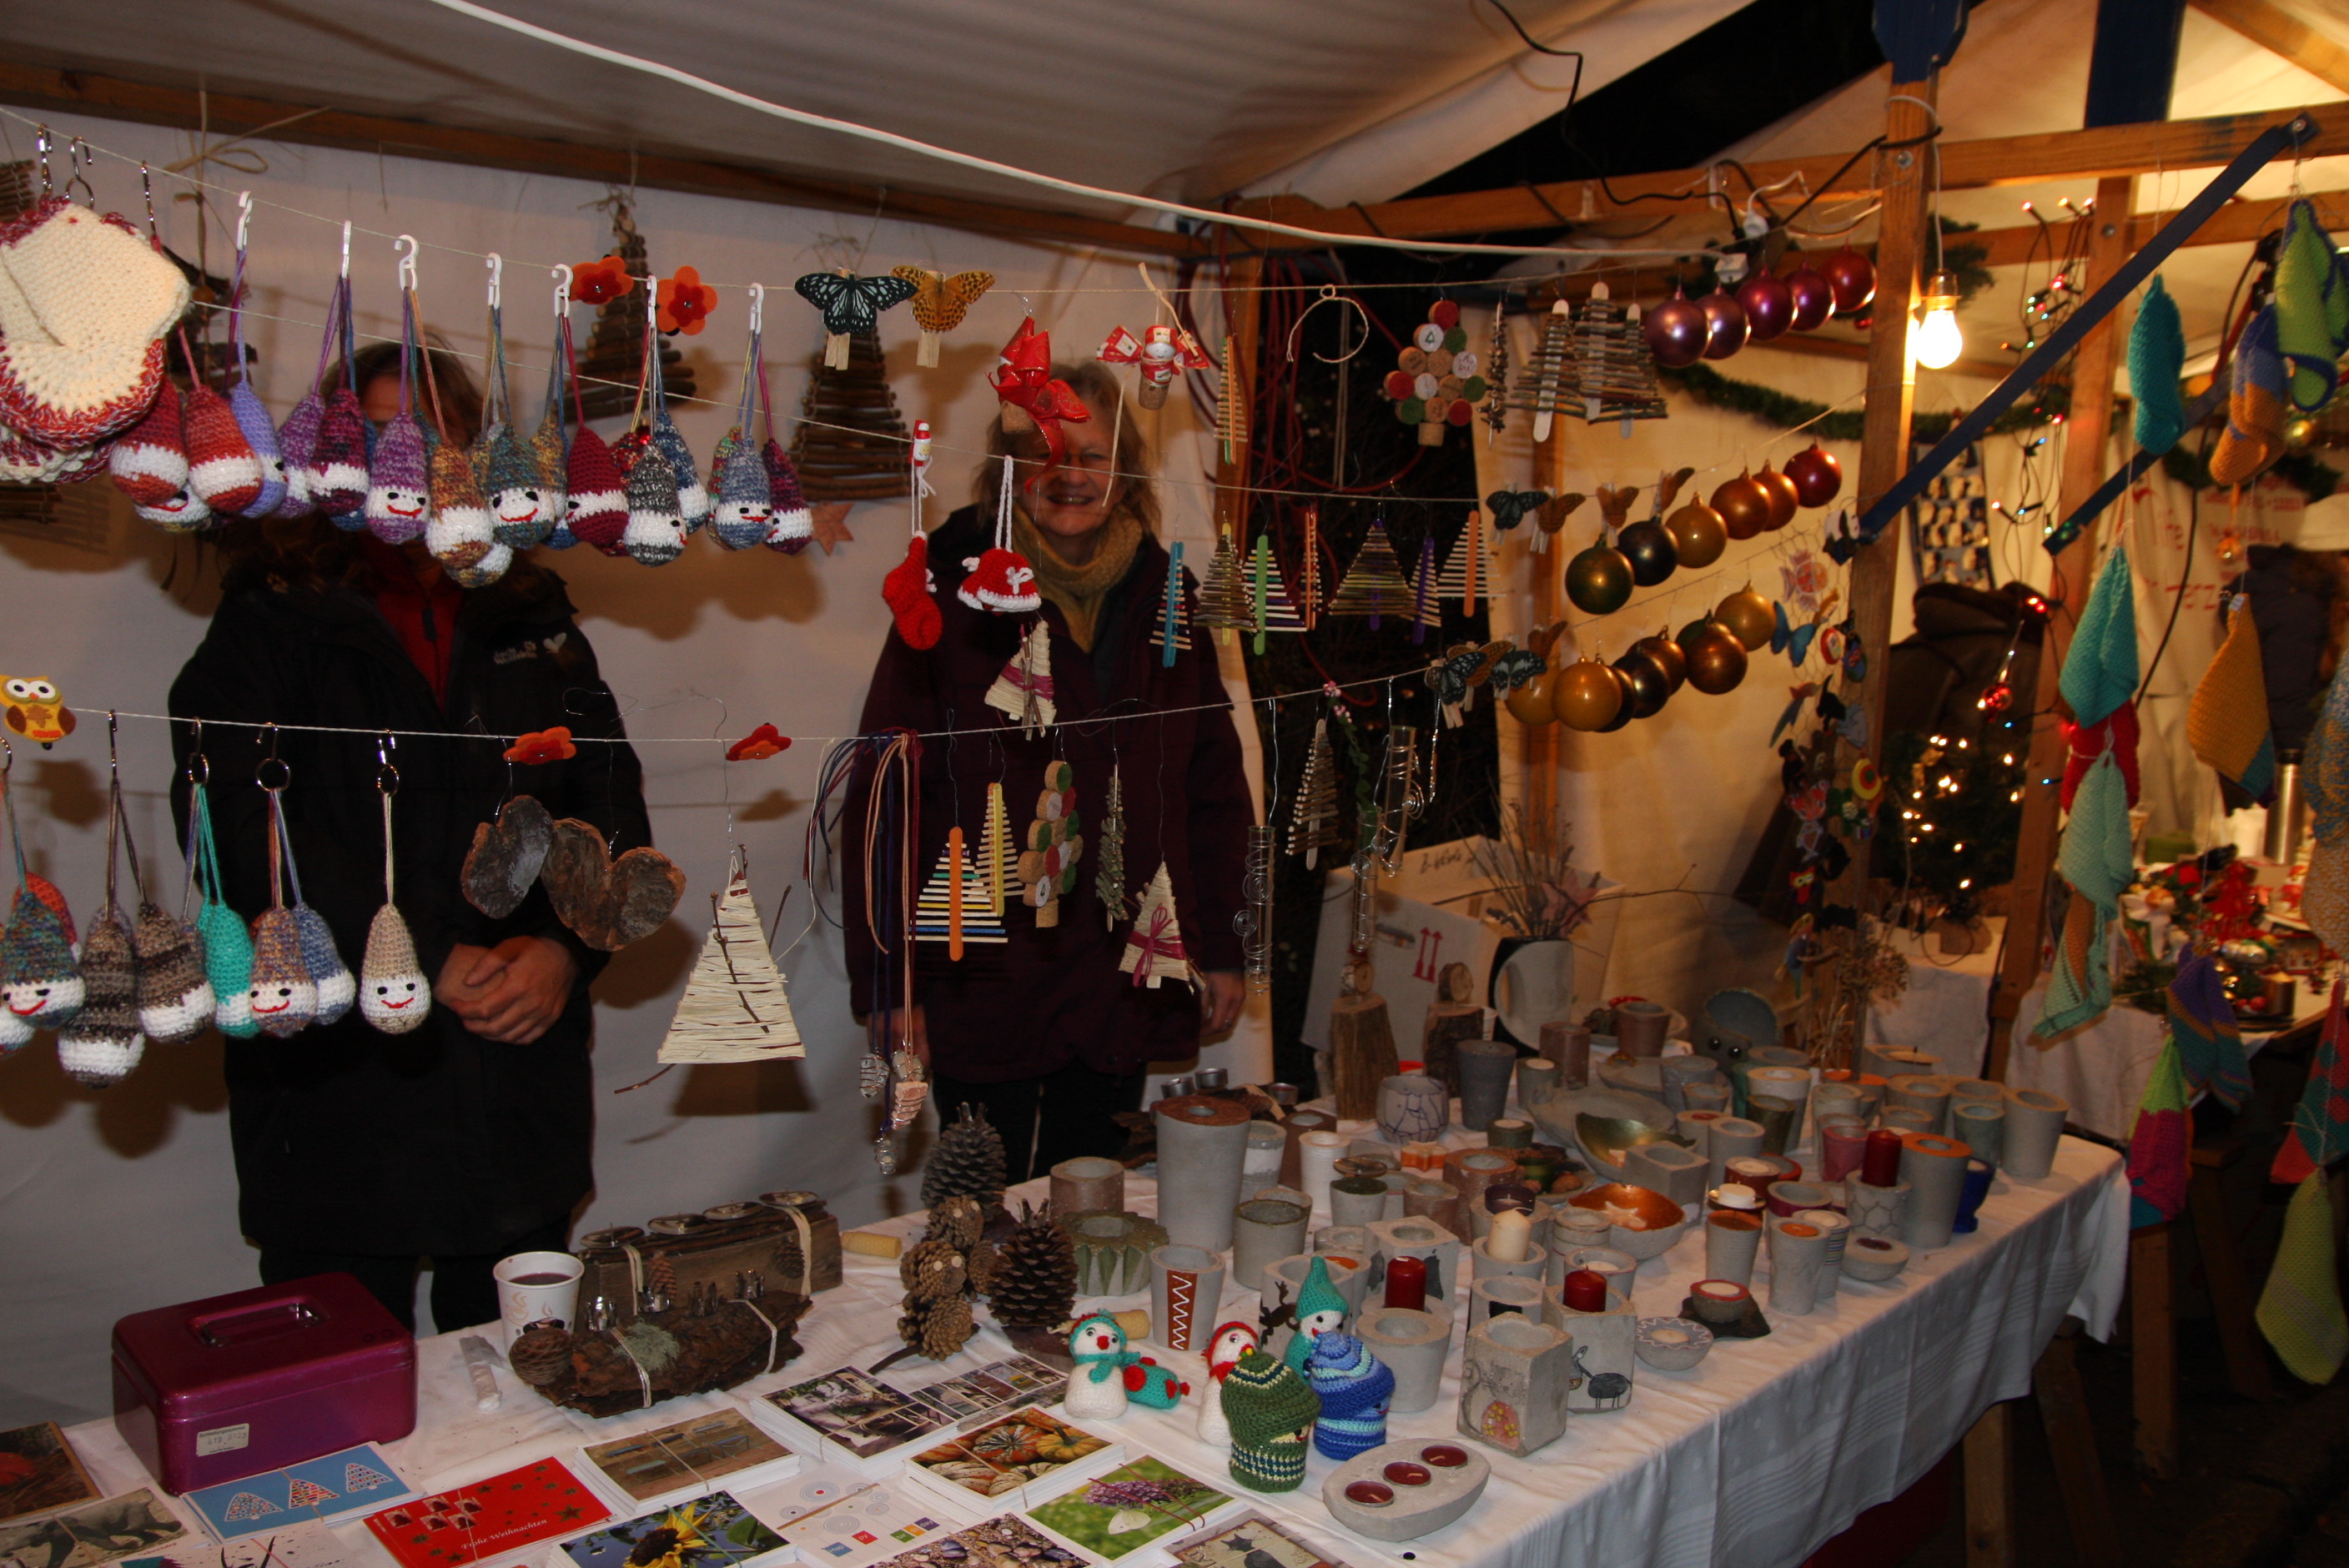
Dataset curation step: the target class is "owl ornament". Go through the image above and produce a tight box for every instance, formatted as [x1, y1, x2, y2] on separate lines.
[891, 266, 993, 367]
[1099, 323, 1210, 410]
[3, 678, 73, 750]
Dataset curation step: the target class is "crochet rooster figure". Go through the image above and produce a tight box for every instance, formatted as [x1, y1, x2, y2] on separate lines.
[1064, 1313, 1186, 1421]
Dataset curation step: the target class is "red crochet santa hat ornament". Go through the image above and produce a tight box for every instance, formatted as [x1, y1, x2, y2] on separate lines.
[958, 453, 1043, 616]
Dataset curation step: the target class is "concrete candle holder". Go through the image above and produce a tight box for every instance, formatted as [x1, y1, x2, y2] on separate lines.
[1322, 1438, 1490, 1541]
[1459, 1312, 1575, 1455]
[1368, 1215, 1463, 1304]
[1356, 1304, 1454, 1413]
[1634, 1316, 1714, 1371]
[1840, 1233, 1911, 1282]
[1552, 1280, 1635, 1414]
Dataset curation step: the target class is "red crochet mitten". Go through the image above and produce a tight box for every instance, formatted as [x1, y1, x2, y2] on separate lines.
[883, 535, 941, 649]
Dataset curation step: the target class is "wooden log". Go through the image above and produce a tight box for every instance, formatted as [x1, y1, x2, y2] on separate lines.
[1421, 962, 1485, 1098]
[1330, 957, 1400, 1122]
[1963, 1400, 2015, 1568]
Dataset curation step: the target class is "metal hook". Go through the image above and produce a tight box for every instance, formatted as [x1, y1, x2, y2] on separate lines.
[184, 718, 209, 787]
[34, 126, 51, 196]
[144, 165, 160, 242]
[485, 252, 501, 309]
[2, 734, 12, 775]
[375, 731, 400, 795]
[106, 710, 120, 781]
[257, 721, 289, 792]
[552, 264, 572, 317]
[395, 234, 419, 293]
[235, 190, 252, 253]
[66, 138, 95, 208]
[747, 282, 764, 335]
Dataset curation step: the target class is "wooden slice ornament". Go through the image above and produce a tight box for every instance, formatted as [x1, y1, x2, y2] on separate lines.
[1382, 299, 1486, 445]
[1019, 761, 1084, 928]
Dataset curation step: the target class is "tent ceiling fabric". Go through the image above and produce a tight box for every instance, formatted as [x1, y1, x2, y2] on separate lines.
[0, 0, 1737, 221]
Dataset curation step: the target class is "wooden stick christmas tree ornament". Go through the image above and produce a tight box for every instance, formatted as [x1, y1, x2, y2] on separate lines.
[1326, 520, 1416, 627]
[1287, 718, 1341, 867]
[985, 621, 1056, 735]
[1153, 542, 1192, 665]
[981, 783, 1013, 917]
[916, 828, 1007, 957]
[658, 847, 802, 1064]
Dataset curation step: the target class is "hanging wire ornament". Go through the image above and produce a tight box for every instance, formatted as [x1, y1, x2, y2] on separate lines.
[1237, 823, 1275, 995]
[1371, 725, 1425, 877]
[1097, 765, 1131, 929]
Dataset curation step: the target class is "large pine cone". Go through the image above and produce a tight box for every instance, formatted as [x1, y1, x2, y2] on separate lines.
[988, 1203, 1076, 1329]
[921, 1104, 1007, 1213]
[900, 1294, 974, 1360]
[508, 1322, 575, 1387]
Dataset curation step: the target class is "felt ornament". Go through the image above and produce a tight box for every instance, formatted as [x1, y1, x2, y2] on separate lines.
[229, 379, 287, 521]
[1096, 764, 1129, 928]
[566, 424, 629, 551]
[914, 829, 1007, 957]
[712, 440, 776, 551]
[463, 795, 556, 919]
[1118, 862, 1194, 989]
[2189, 596, 2277, 797]
[273, 386, 321, 519]
[1150, 543, 1193, 661]
[360, 903, 428, 1033]
[0, 676, 73, 751]
[303, 277, 373, 520]
[1220, 1350, 1320, 1493]
[725, 725, 789, 761]
[655, 265, 717, 336]
[2060, 545, 2140, 730]
[1379, 297, 1485, 445]
[962, 455, 1042, 614]
[1099, 322, 1210, 410]
[989, 317, 1091, 469]
[1019, 760, 1083, 928]
[134, 477, 212, 534]
[985, 620, 1056, 734]
[479, 302, 555, 548]
[1065, 1314, 1187, 1421]
[274, 808, 355, 1026]
[648, 389, 708, 531]
[540, 816, 687, 952]
[571, 254, 635, 306]
[1325, 518, 1416, 626]
[659, 847, 802, 1062]
[794, 270, 917, 369]
[2033, 746, 2134, 1038]
[0, 425, 93, 485]
[107, 375, 188, 507]
[57, 906, 142, 1088]
[183, 780, 256, 1038]
[505, 727, 576, 766]
[1305, 1331, 1395, 1461]
[0, 196, 189, 449]
[892, 265, 993, 367]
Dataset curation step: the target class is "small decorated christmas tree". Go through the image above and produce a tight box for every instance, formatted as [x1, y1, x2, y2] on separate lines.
[1325, 520, 1416, 626]
[657, 850, 802, 1065]
[789, 329, 910, 501]
[1287, 718, 1342, 867]
[1119, 863, 1196, 988]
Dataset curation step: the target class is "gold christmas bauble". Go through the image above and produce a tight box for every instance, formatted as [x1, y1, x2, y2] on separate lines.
[1635, 634, 1688, 693]
[1715, 587, 1776, 650]
[1552, 658, 1624, 731]
[1664, 500, 1728, 568]
[1711, 472, 1772, 540]
[1506, 672, 1559, 726]
[1753, 463, 1799, 530]
[1684, 624, 1749, 694]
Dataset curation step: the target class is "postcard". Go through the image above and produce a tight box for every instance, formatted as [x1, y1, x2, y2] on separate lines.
[0, 1425, 98, 1527]
[1024, 1460, 1228, 1560]
[559, 1491, 783, 1568]
[582, 1414, 793, 1505]
[184, 1445, 410, 1540]
[1167, 1515, 1354, 1568]
[362, 1459, 608, 1568]
[0, 1490, 186, 1568]
[908, 1411, 1109, 1501]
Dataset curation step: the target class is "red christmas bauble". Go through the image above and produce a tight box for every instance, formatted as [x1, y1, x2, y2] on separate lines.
[1785, 265, 1833, 331]
[1711, 472, 1771, 540]
[1700, 286, 1749, 360]
[1754, 464, 1799, 530]
[1644, 284, 1708, 369]
[1783, 443, 1843, 508]
[1738, 273, 1794, 343]
[1822, 246, 1876, 314]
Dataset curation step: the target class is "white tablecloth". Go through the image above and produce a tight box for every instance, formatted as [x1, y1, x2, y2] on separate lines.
[1862, 919, 2002, 1078]
[63, 1126, 2126, 1568]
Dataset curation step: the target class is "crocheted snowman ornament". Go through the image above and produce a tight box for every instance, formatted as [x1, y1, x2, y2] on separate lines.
[1281, 1255, 1350, 1370]
[0, 199, 189, 449]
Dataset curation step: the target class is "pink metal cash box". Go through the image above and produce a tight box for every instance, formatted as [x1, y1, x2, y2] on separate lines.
[112, 1272, 417, 1495]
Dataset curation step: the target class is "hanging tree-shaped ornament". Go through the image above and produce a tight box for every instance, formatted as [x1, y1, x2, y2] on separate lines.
[1151, 541, 1193, 664]
[1481, 306, 1511, 440]
[986, 621, 1056, 735]
[991, 318, 1091, 467]
[1250, 533, 1306, 655]
[1380, 299, 1486, 445]
[881, 421, 943, 649]
[571, 193, 694, 420]
[360, 740, 430, 1034]
[1411, 533, 1441, 644]
[1567, 282, 1667, 430]
[1325, 517, 1416, 627]
[980, 782, 1014, 917]
[962, 453, 1043, 616]
[1508, 295, 1574, 442]
[1019, 761, 1084, 930]
[916, 827, 1008, 958]
[794, 268, 917, 370]
[1433, 506, 1487, 614]
[659, 846, 802, 1063]
[1286, 716, 1342, 867]
[891, 265, 994, 368]
[1193, 532, 1257, 638]
[1217, 335, 1249, 465]
[1119, 863, 1197, 989]
[1096, 764, 1130, 929]
[791, 326, 912, 503]
[1100, 322, 1210, 410]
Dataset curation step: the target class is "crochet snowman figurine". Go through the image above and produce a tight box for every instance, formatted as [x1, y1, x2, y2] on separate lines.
[1281, 1256, 1350, 1371]
[1064, 1314, 1187, 1421]
[1195, 1320, 1260, 1449]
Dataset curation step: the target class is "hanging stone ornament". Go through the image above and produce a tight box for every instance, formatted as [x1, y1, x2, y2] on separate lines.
[1119, 863, 1197, 989]
[892, 266, 994, 369]
[1020, 761, 1084, 930]
[659, 847, 803, 1063]
[1287, 718, 1342, 867]
[1325, 520, 1416, 627]
[986, 620, 1056, 736]
[1152, 542, 1194, 663]
[1508, 295, 1574, 441]
[1381, 299, 1486, 445]
[1097, 765, 1130, 929]
[916, 828, 1007, 958]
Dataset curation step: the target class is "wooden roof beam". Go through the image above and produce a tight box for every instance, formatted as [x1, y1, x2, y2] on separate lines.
[2191, 0, 2349, 99]
[0, 63, 1212, 258]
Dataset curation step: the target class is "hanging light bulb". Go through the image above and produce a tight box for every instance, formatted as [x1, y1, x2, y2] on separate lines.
[1914, 272, 1964, 369]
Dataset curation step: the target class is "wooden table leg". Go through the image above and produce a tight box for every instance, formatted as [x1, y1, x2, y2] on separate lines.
[2132, 1222, 2178, 1478]
[2035, 1319, 2120, 1568]
[1964, 1400, 2015, 1568]
[2189, 1141, 2277, 1400]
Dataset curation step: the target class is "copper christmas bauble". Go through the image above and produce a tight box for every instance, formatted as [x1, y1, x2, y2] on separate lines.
[1700, 285, 1749, 359]
[1553, 658, 1625, 731]
[1664, 500, 1727, 568]
[1617, 518, 1679, 586]
[1738, 272, 1794, 343]
[1715, 587, 1776, 650]
[1710, 471, 1771, 540]
[1566, 543, 1634, 615]
[1635, 634, 1688, 693]
[1783, 442, 1843, 508]
[1754, 463, 1799, 530]
[1506, 672, 1558, 726]
[1786, 264, 1833, 330]
[1822, 246, 1876, 314]
[1683, 623, 1750, 694]
[1613, 649, 1672, 718]
[1595, 666, 1637, 732]
[1644, 282, 1708, 369]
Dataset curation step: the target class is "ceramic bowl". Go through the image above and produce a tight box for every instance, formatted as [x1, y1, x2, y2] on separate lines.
[1567, 1182, 1691, 1261]
[1703, 986, 1781, 1052]
[1635, 1316, 1716, 1370]
[1529, 1087, 1676, 1179]
[1841, 1233, 1911, 1282]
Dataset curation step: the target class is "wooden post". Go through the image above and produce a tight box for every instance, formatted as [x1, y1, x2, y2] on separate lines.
[1963, 1400, 2015, 1568]
[2189, 1140, 2279, 1400]
[1421, 962, 1486, 1096]
[2034, 1319, 2121, 1568]
[1988, 174, 2138, 1073]
[1525, 420, 1565, 826]
[1328, 957, 1400, 1122]
[2131, 1221, 2178, 1478]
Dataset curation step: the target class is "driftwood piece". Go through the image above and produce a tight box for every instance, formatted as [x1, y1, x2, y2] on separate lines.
[512, 1290, 810, 1418]
[1421, 962, 1484, 1097]
[1330, 956, 1399, 1122]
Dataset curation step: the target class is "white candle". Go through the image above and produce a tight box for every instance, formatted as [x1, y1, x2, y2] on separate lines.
[1488, 1208, 1533, 1264]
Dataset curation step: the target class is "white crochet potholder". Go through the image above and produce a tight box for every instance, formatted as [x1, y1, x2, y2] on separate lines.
[0, 419, 90, 485]
[0, 199, 189, 450]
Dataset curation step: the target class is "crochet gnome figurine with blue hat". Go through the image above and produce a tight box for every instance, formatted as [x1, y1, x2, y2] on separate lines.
[1305, 1331, 1395, 1460]
[1064, 1314, 1187, 1421]
[1282, 1255, 1350, 1370]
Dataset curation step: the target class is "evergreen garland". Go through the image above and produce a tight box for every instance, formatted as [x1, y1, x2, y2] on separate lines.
[1659, 362, 2068, 444]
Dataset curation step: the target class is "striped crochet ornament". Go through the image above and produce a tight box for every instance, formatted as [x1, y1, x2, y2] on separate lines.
[623, 441, 688, 565]
[247, 908, 315, 1040]
[360, 904, 430, 1033]
[566, 425, 627, 551]
[56, 907, 143, 1088]
[1, 882, 83, 1033]
[274, 810, 354, 1027]
[132, 901, 214, 1048]
[425, 435, 496, 573]
[366, 412, 432, 545]
[1220, 1349, 1319, 1493]
[184, 380, 263, 516]
[307, 385, 372, 520]
[107, 377, 189, 507]
[272, 389, 323, 518]
[1305, 1331, 1394, 1460]
[762, 439, 815, 552]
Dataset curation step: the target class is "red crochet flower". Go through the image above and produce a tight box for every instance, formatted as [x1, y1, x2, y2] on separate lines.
[573, 255, 636, 306]
[658, 267, 718, 335]
[726, 724, 791, 761]
[504, 726, 577, 765]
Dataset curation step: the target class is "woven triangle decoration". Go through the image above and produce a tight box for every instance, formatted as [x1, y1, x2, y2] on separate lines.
[2190, 596, 2277, 797]
[790, 329, 911, 501]
[1433, 509, 1486, 615]
[1287, 718, 1342, 867]
[1326, 520, 1416, 627]
[2126, 1036, 2191, 1227]
[1119, 863, 1196, 989]
[1195, 535, 1257, 634]
[916, 829, 1007, 957]
[285, 1478, 340, 1509]
[981, 783, 1014, 918]
[658, 848, 801, 1064]
[1563, 284, 1667, 426]
[2258, 1171, 2349, 1385]
[1507, 297, 1575, 443]
[985, 620, 1056, 735]
[2275, 977, 2349, 1184]
[1153, 542, 1193, 661]
[1097, 765, 1130, 928]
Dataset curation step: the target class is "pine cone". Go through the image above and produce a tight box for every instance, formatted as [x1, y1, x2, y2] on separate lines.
[927, 1194, 984, 1253]
[901, 1238, 968, 1300]
[648, 1256, 678, 1301]
[988, 1202, 1077, 1329]
[900, 1294, 974, 1360]
[965, 1239, 1000, 1299]
[508, 1322, 575, 1387]
[921, 1104, 1008, 1214]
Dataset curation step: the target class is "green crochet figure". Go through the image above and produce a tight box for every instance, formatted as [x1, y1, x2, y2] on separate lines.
[1220, 1349, 1320, 1493]
[1280, 1254, 1349, 1371]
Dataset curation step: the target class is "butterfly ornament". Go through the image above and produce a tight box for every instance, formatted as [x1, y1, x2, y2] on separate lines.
[1485, 489, 1551, 535]
[989, 318, 1091, 468]
[1099, 323, 1211, 410]
[794, 269, 918, 368]
[891, 266, 994, 367]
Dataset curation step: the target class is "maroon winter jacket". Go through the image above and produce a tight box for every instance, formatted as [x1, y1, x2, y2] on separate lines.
[844, 506, 1252, 1082]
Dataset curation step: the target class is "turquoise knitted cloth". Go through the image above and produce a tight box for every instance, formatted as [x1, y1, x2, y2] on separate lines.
[2035, 747, 2135, 1038]
[2060, 545, 2138, 729]
[2130, 277, 2188, 455]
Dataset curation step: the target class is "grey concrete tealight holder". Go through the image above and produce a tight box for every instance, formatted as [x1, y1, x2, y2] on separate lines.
[1662, 1053, 1723, 1113]
[1323, 1437, 1490, 1540]
[2001, 1088, 2067, 1178]
[1232, 1198, 1309, 1294]
[1368, 1215, 1463, 1303]
[1300, 1130, 1347, 1216]
[1517, 1057, 1560, 1113]
[1552, 1282, 1635, 1414]
[1049, 1156, 1124, 1216]
[1899, 1133, 1972, 1250]
[1792, 1207, 1851, 1298]
[1456, 1039, 1519, 1131]
[1403, 1178, 1463, 1238]
[1885, 1073, 1953, 1134]
[1316, 1224, 1376, 1267]
[1471, 1274, 1548, 1324]
[1149, 1244, 1225, 1353]
[1703, 1209, 1763, 1285]
[1765, 1216, 1829, 1314]
[1460, 1312, 1576, 1455]
[1623, 1142, 1710, 1208]
[1486, 1116, 1535, 1150]
[1330, 1176, 1391, 1228]
[1950, 1078, 2004, 1104]
[1356, 1305, 1456, 1413]
[1843, 1174, 1910, 1240]
[1546, 1209, 1612, 1274]
[1683, 1078, 1733, 1116]
[1540, 1020, 1593, 1088]
[1705, 1116, 1767, 1190]
[1548, 1243, 1637, 1295]
[1242, 1121, 1288, 1188]
[1155, 1094, 1253, 1254]
[1879, 1106, 1935, 1136]
[1613, 1001, 1672, 1059]
[1470, 1234, 1547, 1286]
[1953, 1099, 2005, 1167]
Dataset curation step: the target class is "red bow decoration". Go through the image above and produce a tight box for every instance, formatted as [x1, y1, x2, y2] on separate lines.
[988, 318, 1091, 468]
[726, 724, 791, 761]
[1125, 904, 1187, 988]
[505, 726, 576, 765]
[572, 254, 636, 306]
[657, 266, 718, 335]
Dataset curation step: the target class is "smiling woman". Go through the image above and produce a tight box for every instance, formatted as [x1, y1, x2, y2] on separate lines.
[848, 360, 1251, 1183]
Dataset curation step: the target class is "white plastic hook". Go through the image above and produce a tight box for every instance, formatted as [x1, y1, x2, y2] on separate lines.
[747, 282, 764, 335]
[340, 220, 352, 280]
[485, 252, 501, 309]
[235, 191, 253, 253]
[395, 234, 419, 293]
[552, 264, 572, 316]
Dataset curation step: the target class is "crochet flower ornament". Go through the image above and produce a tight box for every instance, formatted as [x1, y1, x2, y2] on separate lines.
[504, 727, 577, 766]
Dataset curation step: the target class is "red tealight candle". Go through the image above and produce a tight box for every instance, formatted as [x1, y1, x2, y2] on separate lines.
[1383, 1255, 1428, 1311]
[1562, 1268, 1609, 1313]
[1862, 1128, 1903, 1188]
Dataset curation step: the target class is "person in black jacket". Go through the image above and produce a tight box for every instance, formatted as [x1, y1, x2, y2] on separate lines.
[169, 343, 651, 1334]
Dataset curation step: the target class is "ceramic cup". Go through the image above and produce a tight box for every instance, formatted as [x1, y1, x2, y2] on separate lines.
[1049, 1156, 1125, 1217]
[495, 1250, 583, 1349]
[1378, 1073, 1451, 1145]
[1703, 1209, 1763, 1285]
[1149, 1244, 1225, 1352]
